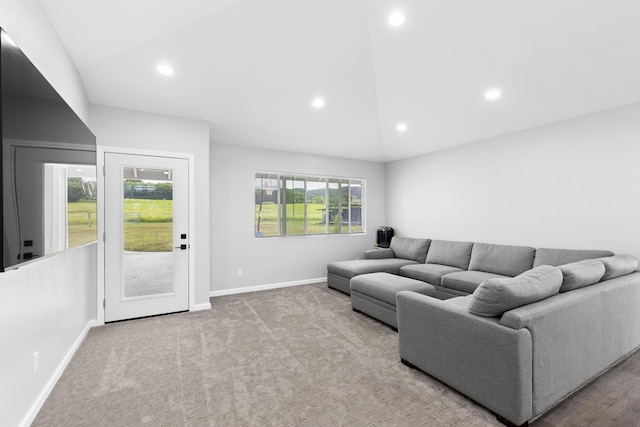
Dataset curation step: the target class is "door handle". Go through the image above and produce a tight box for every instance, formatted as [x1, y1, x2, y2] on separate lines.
[174, 244, 188, 250]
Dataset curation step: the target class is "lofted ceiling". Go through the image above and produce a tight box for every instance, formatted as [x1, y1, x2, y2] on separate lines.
[39, 0, 640, 162]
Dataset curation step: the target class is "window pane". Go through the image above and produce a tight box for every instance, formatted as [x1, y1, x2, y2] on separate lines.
[122, 167, 174, 298]
[255, 173, 280, 237]
[306, 178, 326, 235]
[327, 179, 341, 234]
[283, 177, 305, 235]
[350, 180, 363, 233]
[339, 179, 350, 234]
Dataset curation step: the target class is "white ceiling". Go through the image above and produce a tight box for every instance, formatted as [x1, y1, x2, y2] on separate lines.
[40, 0, 640, 162]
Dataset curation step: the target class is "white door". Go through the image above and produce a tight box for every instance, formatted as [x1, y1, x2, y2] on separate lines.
[104, 153, 189, 322]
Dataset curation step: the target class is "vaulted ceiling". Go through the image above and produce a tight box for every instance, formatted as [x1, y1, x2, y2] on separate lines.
[40, 0, 640, 162]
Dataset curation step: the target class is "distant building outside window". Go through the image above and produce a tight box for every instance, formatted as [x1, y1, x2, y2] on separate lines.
[255, 172, 364, 237]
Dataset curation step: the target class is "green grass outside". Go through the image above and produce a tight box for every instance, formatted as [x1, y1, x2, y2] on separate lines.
[68, 200, 97, 248]
[67, 198, 174, 252]
[124, 199, 173, 251]
[124, 223, 173, 252]
[255, 202, 363, 236]
[124, 199, 173, 223]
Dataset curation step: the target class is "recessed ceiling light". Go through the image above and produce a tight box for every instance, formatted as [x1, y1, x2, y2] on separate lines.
[484, 89, 501, 100]
[396, 123, 408, 132]
[388, 11, 406, 27]
[312, 98, 325, 109]
[157, 63, 174, 76]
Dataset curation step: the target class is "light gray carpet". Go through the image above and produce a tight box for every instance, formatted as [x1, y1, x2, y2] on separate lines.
[33, 283, 502, 426]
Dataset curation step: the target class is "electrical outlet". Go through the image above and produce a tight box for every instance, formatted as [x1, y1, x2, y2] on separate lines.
[33, 351, 39, 373]
[237, 268, 243, 277]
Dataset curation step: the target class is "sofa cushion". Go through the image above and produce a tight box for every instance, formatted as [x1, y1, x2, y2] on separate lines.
[399, 263, 464, 285]
[468, 243, 536, 277]
[390, 236, 431, 263]
[327, 259, 418, 279]
[468, 265, 563, 317]
[598, 255, 639, 281]
[533, 248, 614, 267]
[425, 240, 474, 270]
[350, 272, 436, 306]
[558, 259, 605, 292]
[441, 270, 510, 294]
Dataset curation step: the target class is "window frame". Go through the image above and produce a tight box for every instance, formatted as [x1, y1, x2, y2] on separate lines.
[255, 171, 365, 238]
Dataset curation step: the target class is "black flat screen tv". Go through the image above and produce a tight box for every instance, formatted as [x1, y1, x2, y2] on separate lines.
[1, 28, 97, 271]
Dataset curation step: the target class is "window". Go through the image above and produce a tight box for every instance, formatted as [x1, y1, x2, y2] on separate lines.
[255, 172, 364, 237]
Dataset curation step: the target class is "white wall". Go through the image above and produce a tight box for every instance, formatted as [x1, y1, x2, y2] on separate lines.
[0, 3, 97, 426]
[0, 244, 97, 427]
[89, 104, 211, 307]
[386, 102, 640, 260]
[210, 144, 386, 293]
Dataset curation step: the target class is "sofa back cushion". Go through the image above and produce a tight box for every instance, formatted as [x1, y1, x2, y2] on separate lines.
[468, 265, 563, 317]
[468, 243, 536, 277]
[390, 236, 431, 263]
[558, 259, 605, 292]
[533, 248, 614, 267]
[598, 255, 638, 280]
[425, 240, 474, 270]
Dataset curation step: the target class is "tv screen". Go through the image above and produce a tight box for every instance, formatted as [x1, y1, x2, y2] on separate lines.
[1, 28, 97, 271]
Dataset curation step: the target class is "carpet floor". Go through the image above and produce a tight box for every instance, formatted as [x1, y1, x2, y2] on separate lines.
[32, 283, 638, 426]
[33, 283, 501, 426]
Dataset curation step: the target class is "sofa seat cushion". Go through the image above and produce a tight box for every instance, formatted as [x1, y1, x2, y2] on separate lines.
[558, 259, 605, 292]
[598, 255, 639, 281]
[350, 272, 436, 306]
[441, 271, 509, 294]
[533, 247, 614, 267]
[468, 265, 563, 317]
[469, 243, 536, 277]
[390, 236, 431, 263]
[425, 240, 474, 270]
[399, 263, 464, 285]
[327, 259, 418, 279]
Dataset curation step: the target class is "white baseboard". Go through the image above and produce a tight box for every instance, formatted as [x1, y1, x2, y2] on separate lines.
[20, 319, 98, 427]
[192, 302, 212, 311]
[210, 277, 326, 297]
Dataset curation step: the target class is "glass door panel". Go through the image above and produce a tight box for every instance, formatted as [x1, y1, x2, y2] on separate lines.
[122, 167, 174, 298]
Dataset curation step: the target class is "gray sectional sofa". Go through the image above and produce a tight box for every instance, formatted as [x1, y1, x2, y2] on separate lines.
[326, 236, 640, 426]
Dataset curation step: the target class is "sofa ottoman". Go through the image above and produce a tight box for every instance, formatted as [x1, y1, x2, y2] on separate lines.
[350, 272, 437, 330]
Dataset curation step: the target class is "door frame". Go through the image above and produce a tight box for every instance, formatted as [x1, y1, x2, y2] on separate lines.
[96, 146, 196, 325]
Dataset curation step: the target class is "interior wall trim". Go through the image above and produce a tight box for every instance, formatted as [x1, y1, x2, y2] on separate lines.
[192, 302, 212, 311]
[20, 319, 98, 427]
[209, 277, 327, 297]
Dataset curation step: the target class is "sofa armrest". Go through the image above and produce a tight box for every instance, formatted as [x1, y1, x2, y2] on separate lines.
[498, 272, 640, 419]
[364, 248, 394, 259]
[396, 291, 533, 426]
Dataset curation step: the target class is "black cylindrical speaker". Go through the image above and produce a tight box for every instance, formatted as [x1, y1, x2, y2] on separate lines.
[376, 227, 394, 248]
